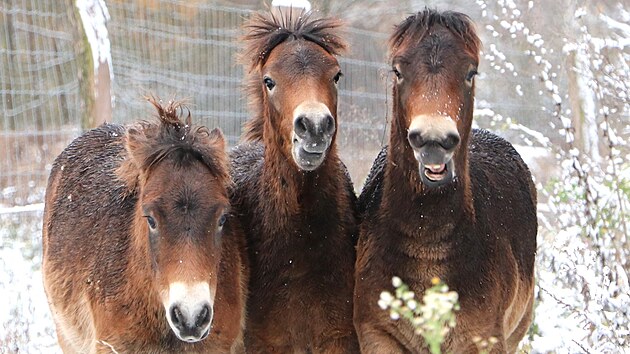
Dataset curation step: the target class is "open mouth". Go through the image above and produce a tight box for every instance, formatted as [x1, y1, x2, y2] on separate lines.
[423, 163, 448, 181]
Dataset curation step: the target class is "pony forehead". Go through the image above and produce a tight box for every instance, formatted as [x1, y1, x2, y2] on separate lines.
[135, 129, 224, 175]
[264, 40, 340, 72]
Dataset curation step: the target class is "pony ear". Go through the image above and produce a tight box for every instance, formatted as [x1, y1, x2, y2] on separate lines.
[117, 125, 149, 193]
[208, 127, 226, 151]
[196, 127, 230, 187]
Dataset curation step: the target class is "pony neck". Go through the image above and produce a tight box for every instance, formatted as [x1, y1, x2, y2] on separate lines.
[260, 110, 341, 214]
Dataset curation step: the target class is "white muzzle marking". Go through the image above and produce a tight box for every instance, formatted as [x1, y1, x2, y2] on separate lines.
[164, 281, 214, 342]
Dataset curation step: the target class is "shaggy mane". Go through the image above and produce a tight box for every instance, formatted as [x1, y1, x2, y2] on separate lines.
[389, 8, 481, 60]
[239, 10, 346, 71]
[118, 97, 229, 192]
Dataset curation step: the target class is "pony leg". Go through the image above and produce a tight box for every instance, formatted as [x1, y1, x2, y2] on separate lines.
[355, 324, 409, 354]
[317, 334, 360, 354]
[506, 296, 534, 353]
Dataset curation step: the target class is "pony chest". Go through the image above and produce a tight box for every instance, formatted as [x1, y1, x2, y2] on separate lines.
[362, 218, 473, 284]
[248, 217, 352, 291]
[257, 221, 343, 265]
[251, 193, 345, 248]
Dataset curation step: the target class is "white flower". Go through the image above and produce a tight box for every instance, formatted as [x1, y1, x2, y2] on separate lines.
[378, 291, 394, 310]
[392, 276, 403, 287]
[402, 290, 415, 301]
[407, 299, 418, 310]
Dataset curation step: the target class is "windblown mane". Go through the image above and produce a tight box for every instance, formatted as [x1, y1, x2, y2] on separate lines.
[238, 10, 347, 142]
[118, 97, 229, 191]
[389, 8, 481, 60]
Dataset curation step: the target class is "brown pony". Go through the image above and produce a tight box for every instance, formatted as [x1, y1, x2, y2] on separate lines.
[42, 98, 248, 353]
[354, 9, 537, 353]
[230, 10, 360, 353]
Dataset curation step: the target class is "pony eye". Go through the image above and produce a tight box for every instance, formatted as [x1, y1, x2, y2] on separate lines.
[333, 71, 343, 84]
[218, 214, 227, 229]
[466, 69, 478, 83]
[392, 67, 402, 81]
[146, 216, 157, 230]
[263, 77, 276, 91]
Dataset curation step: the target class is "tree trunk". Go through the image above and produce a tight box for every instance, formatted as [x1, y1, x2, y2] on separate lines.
[73, 0, 112, 130]
[565, 16, 601, 163]
[2, 5, 16, 131]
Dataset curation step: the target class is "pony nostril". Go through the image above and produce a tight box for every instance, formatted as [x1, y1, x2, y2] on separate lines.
[408, 131, 425, 149]
[170, 305, 184, 328]
[195, 304, 212, 328]
[294, 115, 308, 138]
[440, 133, 460, 150]
[324, 115, 335, 135]
[170, 303, 212, 335]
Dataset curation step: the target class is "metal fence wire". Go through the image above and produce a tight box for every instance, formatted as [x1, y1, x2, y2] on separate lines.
[0, 0, 556, 214]
[106, 1, 391, 186]
[0, 0, 83, 209]
[1, 0, 395, 214]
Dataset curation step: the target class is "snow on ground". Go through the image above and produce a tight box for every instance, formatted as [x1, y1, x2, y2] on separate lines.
[0, 208, 627, 353]
[0, 212, 60, 353]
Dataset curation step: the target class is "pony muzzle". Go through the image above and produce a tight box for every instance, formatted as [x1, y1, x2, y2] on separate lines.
[291, 102, 335, 171]
[408, 115, 460, 187]
[164, 282, 214, 343]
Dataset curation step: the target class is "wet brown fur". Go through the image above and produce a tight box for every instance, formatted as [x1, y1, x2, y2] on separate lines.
[354, 9, 537, 354]
[42, 98, 248, 353]
[231, 10, 359, 353]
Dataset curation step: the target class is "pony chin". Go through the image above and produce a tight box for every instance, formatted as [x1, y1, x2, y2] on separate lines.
[291, 137, 328, 171]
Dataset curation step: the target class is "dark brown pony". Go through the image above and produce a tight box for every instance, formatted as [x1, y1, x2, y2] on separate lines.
[230, 10, 360, 353]
[354, 9, 537, 353]
[42, 99, 248, 353]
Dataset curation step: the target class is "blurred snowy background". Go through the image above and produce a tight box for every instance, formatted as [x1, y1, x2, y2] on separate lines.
[0, 0, 628, 353]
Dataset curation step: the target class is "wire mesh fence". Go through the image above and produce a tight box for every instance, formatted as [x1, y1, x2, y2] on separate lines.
[0, 1, 396, 218]
[1, 0, 563, 215]
[107, 1, 251, 144]
[0, 0, 83, 212]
